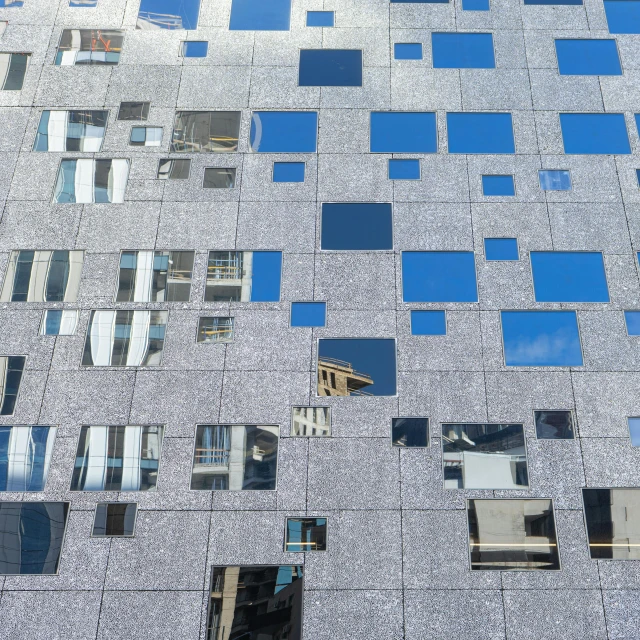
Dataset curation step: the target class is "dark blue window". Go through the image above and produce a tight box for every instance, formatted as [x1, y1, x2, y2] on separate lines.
[560, 113, 631, 155]
[524, 0, 582, 4]
[251, 252, 282, 302]
[530, 252, 609, 302]
[370, 112, 437, 153]
[138, 0, 201, 29]
[229, 0, 291, 30]
[636, 169, 640, 188]
[555, 39, 621, 75]
[485, 238, 519, 261]
[250, 112, 318, 152]
[625, 311, 640, 336]
[389, 159, 421, 180]
[394, 43, 423, 60]
[501, 311, 583, 367]
[402, 252, 478, 302]
[482, 175, 515, 196]
[321, 203, 393, 250]
[539, 170, 571, 191]
[291, 302, 326, 327]
[273, 162, 305, 182]
[307, 11, 334, 26]
[299, 50, 362, 87]
[181, 41, 208, 58]
[432, 33, 495, 69]
[447, 113, 515, 154]
[411, 310, 447, 335]
[44, 310, 63, 334]
[463, 0, 490, 9]
[604, 0, 640, 34]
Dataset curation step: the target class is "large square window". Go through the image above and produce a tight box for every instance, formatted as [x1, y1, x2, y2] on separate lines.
[34, 110, 107, 152]
[56, 29, 123, 65]
[291, 302, 326, 327]
[370, 112, 437, 153]
[604, 0, 640, 34]
[286, 517, 327, 551]
[530, 251, 609, 302]
[53, 159, 130, 204]
[0, 356, 26, 416]
[250, 111, 318, 152]
[447, 112, 515, 154]
[171, 111, 240, 153]
[0, 53, 29, 90]
[535, 410, 576, 439]
[392, 417, 429, 447]
[321, 203, 393, 250]
[137, 0, 201, 30]
[291, 406, 331, 437]
[410, 310, 446, 335]
[432, 33, 495, 68]
[501, 310, 583, 367]
[0, 426, 57, 491]
[555, 39, 621, 75]
[560, 113, 631, 154]
[299, 49, 362, 87]
[402, 251, 478, 302]
[229, 0, 291, 30]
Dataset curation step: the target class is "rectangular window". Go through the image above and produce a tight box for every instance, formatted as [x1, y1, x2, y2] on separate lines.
[299, 49, 362, 87]
[286, 518, 327, 551]
[118, 102, 149, 121]
[71, 425, 164, 491]
[307, 10, 334, 26]
[203, 167, 236, 188]
[0, 426, 56, 491]
[0, 53, 29, 90]
[402, 251, 478, 302]
[317, 338, 396, 397]
[70, 0, 98, 6]
[555, 39, 621, 75]
[560, 113, 631, 154]
[535, 410, 576, 439]
[530, 251, 609, 302]
[482, 175, 515, 196]
[394, 43, 423, 60]
[291, 301, 326, 327]
[443, 424, 529, 489]
[501, 310, 583, 367]
[370, 112, 437, 153]
[524, 0, 582, 4]
[82, 310, 168, 366]
[56, 29, 124, 65]
[205, 251, 282, 302]
[53, 159, 129, 204]
[171, 111, 240, 153]
[180, 40, 208, 57]
[628, 417, 640, 445]
[484, 238, 519, 260]
[129, 126, 162, 147]
[410, 310, 446, 335]
[447, 112, 515, 154]
[197, 317, 234, 343]
[462, 0, 490, 9]
[0, 356, 25, 416]
[1, 250, 84, 302]
[604, 0, 640, 33]
[41, 310, 79, 336]
[116, 250, 194, 303]
[389, 159, 421, 180]
[624, 310, 640, 336]
[392, 417, 429, 447]
[157, 158, 190, 180]
[137, 0, 201, 30]
[273, 161, 305, 182]
[0, 502, 69, 575]
[468, 499, 560, 571]
[190, 424, 279, 490]
[0, 0, 24, 6]
[391, 0, 449, 3]
[34, 110, 107, 152]
[539, 169, 571, 191]
[432, 33, 495, 69]
[291, 406, 331, 437]
[321, 203, 393, 250]
[229, 0, 291, 30]
[92, 503, 137, 537]
[250, 111, 318, 152]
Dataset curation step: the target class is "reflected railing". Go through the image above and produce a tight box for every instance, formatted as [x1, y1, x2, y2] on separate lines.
[194, 448, 230, 466]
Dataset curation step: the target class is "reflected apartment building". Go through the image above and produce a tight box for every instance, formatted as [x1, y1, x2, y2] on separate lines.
[317, 358, 373, 396]
[205, 251, 253, 302]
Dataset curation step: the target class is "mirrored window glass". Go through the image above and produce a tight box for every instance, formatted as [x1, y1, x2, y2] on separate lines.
[286, 517, 327, 551]
[583, 488, 640, 559]
[0, 426, 56, 491]
[321, 203, 393, 250]
[33, 110, 107, 152]
[625, 310, 640, 336]
[70, 0, 98, 6]
[555, 39, 621, 75]
[605, 0, 640, 33]
[137, 0, 201, 29]
[92, 502, 137, 537]
[197, 317, 234, 343]
[157, 158, 190, 179]
[250, 111, 318, 152]
[482, 175, 515, 196]
[388, 159, 420, 180]
[40, 310, 79, 336]
[290, 302, 326, 327]
[628, 417, 640, 446]
[181, 40, 207, 57]
[0, 1, 24, 7]
[53, 159, 129, 204]
[535, 410, 575, 439]
[484, 238, 518, 260]
[56, 29, 123, 65]
[203, 167, 236, 188]
[443, 424, 528, 489]
[190, 425, 279, 490]
[1, 250, 84, 302]
[171, 111, 240, 153]
[539, 169, 571, 191]
[273, 161, 305, 183]
[463, 0, 490, 9]
[447, 112, 515, 154]
[410, 310, 446, 335]
[129, 126, 162, 147]
[370, 112, 437, 153]
[0, 53, 29, 90]
[299, 49, 362, 86]
[229, 0, 291, 30]
[394, 43, 423, 59]
[71, 425, 164, 491]
[560, 113, 631, 154]
[317, 338, 396, 396]
[118, 102, 149, 121]
[206, 566, 303, 640]
[392, 417, 429, 447]
[307, 10, 333, 26]
[432, 32, 495, 68]
[0, 502, 69, 575]
[82, 310, 168, 366]
[291, 406, 331, 436]
[0, 356, 26, 416]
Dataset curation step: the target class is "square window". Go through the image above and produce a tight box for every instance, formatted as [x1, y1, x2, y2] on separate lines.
[443, 424, 529, 489]
[92, 503, 137, 537]
[203, 167, 236, 188]
[197, 316, 234, 343]
[370, 112, 437, 153]
[41, 310, 79, 336]
[0, 53, 29, 90]
[625, 310, 640, 336]
[447, 112, 515, 154]
[118, 102, 150, 121]
[291, 406, 331, 436]
[181, 40, 208, 57]
[53, 159, 130, 203]
[394, 43, 423, 60]
[291, 301, 326, 327]
[389, 159, 421, 180]
[604, 0, 640, 34]
[0, 356, 25, 416]
[482, 175, 515, 196]
[34, 110, 107, 152]
[317, 338, 396, 396]
[56, 29, 123, 65]
[501, 310, 583, 367]
[321, 203, 393, 250]
[463, 0, 490, 9]
[628, 417, 640, 445]
[560, 113, 630, 154]
[484, 238, 519, 261]
[229, 0, 291, 30]
[539, 169, 571, 191]
[392, 417, 429, 447]
[0, 426, 57, 491]
[468, 499, 560, 570]
[555, 39, 621, 75]
[432, 32, 495, 68]
[402, 251, 478, 302]
[530, 251, 609, 302]
[307, 11, 334, 26]
[157, 158, 190, 179]
[137, 0, 201, 29]
[299, 49, 362, 87]
[410, 310, 446, 335]
[285, 517, 327, 551]
[171, 111, 240, 153]
[129, 126, 162, 147]
[273, 161, 305, 182]
[534, 410, 576, 439]
[250, 111, 318, 152]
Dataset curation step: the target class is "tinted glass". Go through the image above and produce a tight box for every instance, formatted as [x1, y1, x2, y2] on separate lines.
[290, 302, 326, 327]
[181, 41, 208, 57]
[286, 518, 327, 551]
[432, 33, 495, 68]
[251, 251, 282, 301]
[273, 162, 305, 182]
[370, 112, 437, 153]
[392, 417, 429, 447]
[292, 406, 331, 436]
[560, 113, 631, 154]
[394, 43, 423, 59]
[34, 110, 107, 152]
[484, 238, 518, 260]
[92, 503, 137, 537]
[0, 53, 29, 90]
[203, 167, 236, 188]
[411, 310, 446, 335]
[41, 309, 79, 336]
[0, 426, 56, 491]
[229, 0, 291, 30]
[317, 338, 396, 396]
[299, 49, 362, 86]
[307, 11, 334, 26]
[157, 159, 190, 179]
[196, 317, 234, 343]
[389, 159, 421, 179]
[555, 39, 621, 75]
[171, 111, 240, 152]
[0, 356, 25, 416]
[447, 112, 515, 154]
[482, 175, 515, 196]
[53, 159, 129, 204]
[402, 251, 478, 302]
[137, 0, 201, 29]
[534, 410, 575, 439]
[604, 0, 640, 33]
[129, 126, 162, 147]
[118, 102, 150, 121]
[321, 203, 393, 250]
[501, 310, 583, 367]
[530, 251, 609, 302]
[628, 417, 640, 445]
[250, 111, 318, 152]
[463, 0, 490, 9]
[624, 310, 640, 336]
[56, 29, 123, 65]
[539, 169, 571, 190]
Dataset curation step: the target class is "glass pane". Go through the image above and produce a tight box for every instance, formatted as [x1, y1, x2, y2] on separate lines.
[534, 410, 576, 439]
[391, 0, 449, 3]
[0, 426, 56, 491]
[181, 40, 208, 57]
[625, 311, 640, 336]
[170, 111, 240, 153]
[250, 251, 282, 302]
[388, 159, 421, 179]
[370, 112, 437, 153]
[484, 238, 519, 260]
[129, 126, 162, 147]
[34, 110, 107, 152]
[462, 0, 490, 10]
[432, 32, 495, 68]
[157, 158, 191, 179]
[321, 203, 393, 250]
[205, 251, 245, 301]
[299, 49, 362, 86]
[290, 302, 326, 327]
[392, 417, 429, 447]
[482, 175, 515, 196]
[137, 0, 201, 30]
[560, 113, 631, 154]
[628, 417, 640, 446]
[118, 102, 150, 121]
[447, 112, 515, 154]
[411, 310, 446, 335]
[539, 169, 571, 190]
[555, 39, 621, 75]
[196, 317, 234, 343]
[41, 310, 79, 336]
[70, 0, 98, 6]
[273, 161, 305, 182]
[307, 10, 334, 26]
[0, 356, 26, 416]
[604, 0, 640, 33]
[229, 0, 291, 30]
[250, 111, 318, 152]
[56, 29, 124, 65]
[92, 503, 137, 536]
[286, 518, 327, 551]
[394, 43, 423, 59]
[203, 167, 236, 188]
[291, 406, 331, 436]
[0, 53, 29, 90]
[524, 0, 582, 4]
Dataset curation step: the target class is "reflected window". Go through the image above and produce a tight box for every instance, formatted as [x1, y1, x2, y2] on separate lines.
[0, 426, 56, 491]
[206, 566, 303, 640]
[299, 49, 362, 87]
[286, 518, 327, 551]
[205, 251, 282, 302]
[291, 302, 326, 327]
[370, 112, 437, 153]
[181, 40, 207, 57]
[55, 29, 123, 65]
[539, 169, 571, 191]
[432, 32, 495, 68]
[394, 43, 423, 60]
[116, 250, 194, 302]
[555, 39, 621, 75]
[389, 159, 420, 180]
[291, 406, 331, 437]
[229, 0, 291, 30]
[583, 488, 640, 559]
[626, 311, 640, 336]
[628, 418, 640, 446]
[0, 53, 29, 90]
[129, 126, 162, 147]
[484, 238, 518, 261]
[171, 111, 240, 153]
[273, 162, 305, 183]
[0, 1, 24, 6]
[411, 310, 446, 335]
[317, 338, 396, 397]
[560, 113, 631, 155]
[53, 159, 129, 204]
[82, 310, 167, 366]
[190, 425, 279, 490]
[535, 410, 575, 440]
[447, 112, 515, 154]
[321, 203, 393, 250]
[605, 0, 640, 33]
[392, 417, 429, 447]
[463, 0, 490, 9]
[203, 167, 236, 188]
[71, 425, 163, 491]
[137, 0, 201, 30]
[443, 424, 528, 489]
[157, 158, 190, 180]
[0, 502, 69, 575]
[92, 503, 137, 537]
[197, 317, 234, 343]
[482, 175, 515, 196]
[307, 10, 334, 26]
[34, 110, 107, 152]
[41, 310, 79, 336]
[250, 111, 318, 153]
[70, 0, 98, 6]
[468, 499, 560, 570]
[118, 102, 149, 121]
[1, 250, 84, 302]
[0, 356, 25, 416]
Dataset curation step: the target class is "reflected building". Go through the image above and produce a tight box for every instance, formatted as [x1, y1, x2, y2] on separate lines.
[205, 251, 253, 302]
[317, 358, 373, 396]
[0, 356, 26, 416]
[291, 407, 330, 436]
[0, 426, 57, 492]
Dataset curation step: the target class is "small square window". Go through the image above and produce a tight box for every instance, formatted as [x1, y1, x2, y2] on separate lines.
[394, 43, 423, 60]
[118, 102, 149, 121]
[157, 159, 190, 180]
[447, 112, 515, 154]
[273, 162, 305, 183]
[539, 169, 571, 191]
[392, 417, 429, 447]
[321, 203, 393, 250]
[250, 111, 318, 152]
[560, 113, 631, 155]
[432, 32, 495, 69]
[484, 238, 519, 261]
[229, 0, 291, 30]
[40, 309, 79, 336]
[555, 39, 621, 75]
[389, 159, 421, 180]
[482, 175, 515, 196]
[306, 11, 334, 26]
[410, 310, 446, 335]
[370, 112, 437, 153]
[137, 0, 201, 29]
[197, 317, 234, 343]
[290, 302, 326, 327]
[604, 0, 640, 34]
[625, 311, 640, 336]
[285, 517, 327, 551]
[535, 410, 576, 439]
[92, 503, 137, 537]
[291, 406, 331, 436]
[628, 417, 640, 446]
[129, 126, 162, 147]
[203, 167, 236, 188]
[462, 0, 489, 9]
[299, 49, 362, 87]
[181, 41, 208, 57]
